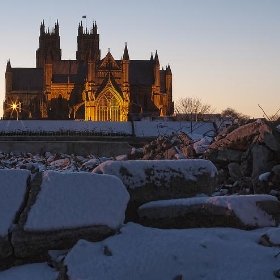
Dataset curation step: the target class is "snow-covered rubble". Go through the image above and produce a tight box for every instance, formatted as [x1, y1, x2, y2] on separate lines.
[92, 159, 217, 189]
[138, 194, 280, 229]
[0, 170, 130, 267]
[0, 170, 30, 237]
[0, 150, 113, 174]
[24, 171, 129, 231]
[61, 223, 280, 280]
[92, 159, 218, 221]
[1, 119, 280, 279]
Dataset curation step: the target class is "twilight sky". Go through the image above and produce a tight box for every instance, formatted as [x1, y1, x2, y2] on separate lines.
[0, 0, 279, 118]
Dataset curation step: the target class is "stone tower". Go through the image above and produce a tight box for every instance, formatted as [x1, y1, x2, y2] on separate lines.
[36, 20, 61, 68]
[76, 21, 100, 61]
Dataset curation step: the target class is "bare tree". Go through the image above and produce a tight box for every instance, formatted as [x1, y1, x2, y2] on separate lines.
[175, 97, 214, 121]
[221, 107, 250, 125]
[268, 114, 280, 122]
[258, 104, 280, 122]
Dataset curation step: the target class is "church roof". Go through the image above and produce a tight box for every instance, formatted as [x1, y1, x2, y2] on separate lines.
[52, 60, 88, 83]
[95, 72, 123, 99]
[9, 58, 164, 92]
[11, 68, 44, 91]
[99, 52, 121, 70]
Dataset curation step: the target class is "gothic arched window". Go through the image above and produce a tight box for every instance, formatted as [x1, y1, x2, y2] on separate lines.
[97, 91, 120, 121]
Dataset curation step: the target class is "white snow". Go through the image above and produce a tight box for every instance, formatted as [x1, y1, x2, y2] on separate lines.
[193, 136, 213, 154]
[0, 169, 30, 236]
[0, 119, 215, 137]
[93, 159, 217, 189]
[0, 263, 58, 280]
[139, 195, 278, 227]
[63, 222, 280, 280]
[1, 121, 280, 279]
[259, 172, 271, 181]
[81, 158, 100, 168]
[24, 171, 130, 231]
[1, 223, 280, 280]
[0, 120, 132, 134]
[263, 228, 280, 245]
[0, 158, 280, 279]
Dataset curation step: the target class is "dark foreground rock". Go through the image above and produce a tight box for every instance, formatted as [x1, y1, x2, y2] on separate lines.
[92, 159, 218, 221]
[11, 225, 115, 261]
[138, 195, 280, 230]
[260, 228, 280, 247]
[0, 169, 30, 270]
[202, 120, 280, 194]
[124, 120, 280, 196]
[0, 170, 129, 270]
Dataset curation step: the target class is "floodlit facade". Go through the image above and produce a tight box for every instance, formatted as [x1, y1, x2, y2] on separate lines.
[4, 20, 173, 121]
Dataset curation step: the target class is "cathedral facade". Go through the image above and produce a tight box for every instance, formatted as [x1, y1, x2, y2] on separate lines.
[3, 20, 173, 121]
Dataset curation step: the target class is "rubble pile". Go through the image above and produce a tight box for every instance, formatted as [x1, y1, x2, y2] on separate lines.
[127, 119, 280, 197]
[92, 159, 218, 221]
[1, 119, 280, 276]
[1, 119, 280, 198]
[127, 132, 203, 160]
[0, 151, 113, 174]
[205, 120, 280, 196]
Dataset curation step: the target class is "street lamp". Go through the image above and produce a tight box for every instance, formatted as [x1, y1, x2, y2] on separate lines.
[11, 102, 19, 121]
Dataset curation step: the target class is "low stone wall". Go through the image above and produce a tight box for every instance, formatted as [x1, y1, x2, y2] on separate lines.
[0, 141, 132, 157]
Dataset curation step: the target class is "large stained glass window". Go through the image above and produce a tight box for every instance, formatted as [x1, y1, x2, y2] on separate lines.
[97, 91, 120, 121]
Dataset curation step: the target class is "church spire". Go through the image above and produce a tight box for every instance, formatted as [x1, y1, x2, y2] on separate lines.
[6, 59, 11, 71]
[78, 21, 83, 35]
[40, 20, 45, 35]
[166, 64, 172, 74]
[55, 19, 59, 35]
[93, 21, 98, 34]
[154, 50, 159, 65]
[123, 42, 129, 60]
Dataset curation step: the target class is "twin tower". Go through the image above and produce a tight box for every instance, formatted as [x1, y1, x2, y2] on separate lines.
[4, 20, 173, 121]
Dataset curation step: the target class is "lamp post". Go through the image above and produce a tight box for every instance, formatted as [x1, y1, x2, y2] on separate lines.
[12, 103, 19, 121]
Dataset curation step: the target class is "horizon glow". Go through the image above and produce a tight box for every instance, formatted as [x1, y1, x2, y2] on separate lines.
[0, 0, 279, 119]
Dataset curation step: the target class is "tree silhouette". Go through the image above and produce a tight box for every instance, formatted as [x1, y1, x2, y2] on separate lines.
[175, 97, 214, 121]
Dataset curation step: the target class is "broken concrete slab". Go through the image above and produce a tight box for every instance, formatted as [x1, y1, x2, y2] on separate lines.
[0, 169, 30, 267]
[138, 194, 280, 230]
[11, 171, 129, 260]
[92, 159, 218, 221]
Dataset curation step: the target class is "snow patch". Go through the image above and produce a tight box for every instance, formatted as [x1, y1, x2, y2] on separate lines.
[139, 195, 278, 227]
[24, 171, 130, 231]
[93, 159, 217, 189]
[64, 222, 279, 280]
[0, 169, 30, 236]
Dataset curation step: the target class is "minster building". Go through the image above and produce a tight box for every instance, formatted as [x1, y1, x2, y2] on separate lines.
[3, 20, 173, 121]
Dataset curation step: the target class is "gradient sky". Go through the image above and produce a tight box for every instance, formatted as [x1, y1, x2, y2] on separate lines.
[0, 0, 279, 118]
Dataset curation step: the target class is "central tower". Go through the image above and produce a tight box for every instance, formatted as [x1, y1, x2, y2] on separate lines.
[36, 20, 61, 68]
[76, 21, 100, 61]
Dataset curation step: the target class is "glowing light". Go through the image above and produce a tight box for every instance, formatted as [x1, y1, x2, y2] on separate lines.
[12, 103, 18, 110]
[4, 100, 26, 120]
[7, 102, 20, 120]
